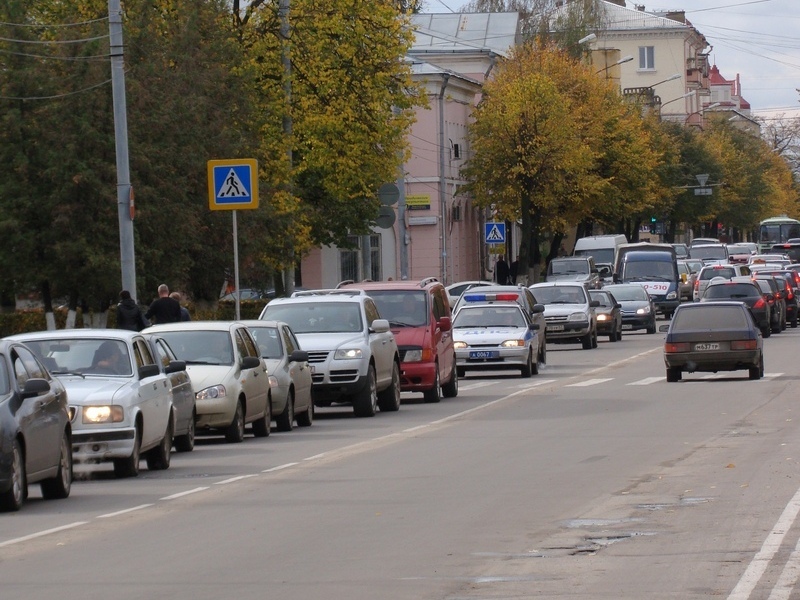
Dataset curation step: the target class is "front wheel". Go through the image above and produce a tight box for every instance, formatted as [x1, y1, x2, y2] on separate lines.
[353, 366, 378, 417]
[423, 367, 442, 403]
[113, 425, 141, 478]
[0, 439, 25, 511]
[224, 400, 245, 443]
[41, 429, 72, 500]
[296, 401, 314, 427]
[378, 362, 401, 412]
[666, 367, 682, 382]
[442, 362, 458, 398]
[252, 397, 271, 438]
[174, 410, 195, 452]
[146, 417, 173, 471]
[581, 330, 593, 350]
[275, 392, 295, 432]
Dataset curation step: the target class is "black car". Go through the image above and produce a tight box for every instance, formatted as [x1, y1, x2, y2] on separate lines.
[754, 276, 786, 332]
[602, 283, 657, 334]
[663, 301, 764, 382]
[753, 270, 798, 328]
[0, 340, 72, 511]
[700, 279, 771, 337]
[588, 289, 623, 342]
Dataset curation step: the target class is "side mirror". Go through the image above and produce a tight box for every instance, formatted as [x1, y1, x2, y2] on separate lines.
[613, 274, 620, 283]
[438, 316, 452, 332]
[615, 303, 622, 309]
[589, 300, 600, 308]
[529, 323, 540, 331]
[241, 356, 261, 370]
[138, 364, 161, 379]
[371, 318, 391, 333]
[21, 377, 51, 399]
[289, 350, 309, 363]
[165, 360, 186, 374]
[658, 324, 670, 333]
[531, 303, 545, 314]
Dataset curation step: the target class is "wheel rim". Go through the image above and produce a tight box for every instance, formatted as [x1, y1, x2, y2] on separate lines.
[187, 414, 195, 447]
[369, 370, 378, 412]
[236, 403, 245, 438]
[60, 434, 72, 491]
[393, 365, 401, 406]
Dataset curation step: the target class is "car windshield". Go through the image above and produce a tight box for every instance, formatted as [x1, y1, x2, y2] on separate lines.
[549, 260, 589, 275]
[605, 285, 649, 301]
[454, 306, 525, 328]
[248, 327, 283, 360]
[155, 331, 234, 366]
[703, 284, 759, 299]
[362, 290, 428, 327]
[672, 306, 749, 330]
[22, 338, 133, 376]
[264, 302, 364, 333]
[532, 286, 586, 304]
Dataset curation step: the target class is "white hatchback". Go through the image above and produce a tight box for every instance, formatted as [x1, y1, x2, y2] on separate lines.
[144, 322, 271, 443]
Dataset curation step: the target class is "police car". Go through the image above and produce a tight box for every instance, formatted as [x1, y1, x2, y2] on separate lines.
[451, 292, 543, 378]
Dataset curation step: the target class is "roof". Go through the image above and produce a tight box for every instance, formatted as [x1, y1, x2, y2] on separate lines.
[8, 329, 140, 341]
[410, 12, 520, 56]
[339, 278, 443, 291]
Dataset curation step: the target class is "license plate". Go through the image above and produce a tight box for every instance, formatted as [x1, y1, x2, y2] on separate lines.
[622, 324, 634, 330]
[546, 325, 564, 332]
[694, 343, 719, 351]
[469, 350, 499, 359]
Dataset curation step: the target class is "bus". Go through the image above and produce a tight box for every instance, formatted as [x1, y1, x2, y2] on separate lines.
[758, 216, 800, 253]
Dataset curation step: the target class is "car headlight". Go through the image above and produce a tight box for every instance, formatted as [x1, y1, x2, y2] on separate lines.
[404, 348, 423, 362]
[82, 405, 124, 424]
[596, 313, 609, 322]
[568, 312, 587, 322]
[666, 291, 677, 300]
[268, 375, 279, 390]
[196, 385, 226, 400]
[636, 306, 651, 315]
[453, 341, 467, 349]
[334, 348, 363, 360]
[501, 339, 525, 347]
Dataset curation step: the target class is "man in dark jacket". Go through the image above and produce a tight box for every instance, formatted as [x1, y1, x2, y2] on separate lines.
[116, 290, 148, 332]
[145, 284, 182, 325]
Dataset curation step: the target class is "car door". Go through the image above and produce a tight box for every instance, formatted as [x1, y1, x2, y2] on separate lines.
[364, 299, 394, 386]
[150, 337, 194, 437]
[10, 346, 63, 477]
[281, 325, 312, 413]
[132, 338, 170, 450]
[235, 327, 269, 420]
[431, 287, 453, 383]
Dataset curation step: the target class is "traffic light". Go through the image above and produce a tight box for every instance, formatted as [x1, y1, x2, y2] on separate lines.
[650, 216, 657, 234]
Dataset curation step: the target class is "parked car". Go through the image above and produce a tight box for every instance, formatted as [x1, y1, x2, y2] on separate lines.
[663, 301, 764, 382]
[693, 264, 752, 301]
[529, 282, 598, 349]
[260, 290, 401, 417]
[241, 320, 314, 430]
[9, 330, 177, 477]
[454, 286, 547, 366]
[452, 300, 542, 377]
[338, 278, 457, 403]
[143, 322, 272, 443]
[445, 280, 493, 308]
[700, 278, 772, 337]
[602, 283, 657, 334]
[588, 289, 623, 342]
[0, 340, 72, 511]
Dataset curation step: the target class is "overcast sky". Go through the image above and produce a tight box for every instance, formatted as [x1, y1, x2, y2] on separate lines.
[422, 0, 800, 120]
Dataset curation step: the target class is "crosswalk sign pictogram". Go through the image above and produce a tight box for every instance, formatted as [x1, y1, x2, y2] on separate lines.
[485, 222, 506, 244]
[207, 159, 259, 211]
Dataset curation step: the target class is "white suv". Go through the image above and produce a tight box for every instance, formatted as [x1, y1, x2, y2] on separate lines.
[260, 290, 401, 417]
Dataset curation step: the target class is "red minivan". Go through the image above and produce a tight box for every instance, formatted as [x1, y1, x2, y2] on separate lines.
[337, 278, 457, 402]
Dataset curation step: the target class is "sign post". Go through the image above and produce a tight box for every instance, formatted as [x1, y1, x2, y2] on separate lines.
[208, 159, 259, 320]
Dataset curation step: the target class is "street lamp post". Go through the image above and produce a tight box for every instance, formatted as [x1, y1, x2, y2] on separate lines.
[595, 55, 633, 76]
[684, 102, 722, 127]
[623, 73, 682, 111]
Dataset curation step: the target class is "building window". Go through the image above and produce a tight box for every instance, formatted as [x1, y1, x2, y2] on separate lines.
[638, 46, 655, 70]
[340, 234, 382, 282]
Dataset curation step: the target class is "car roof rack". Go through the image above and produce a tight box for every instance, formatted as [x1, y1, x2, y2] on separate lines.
[418, 277, 440, 288]
[292, 288, 367, 298]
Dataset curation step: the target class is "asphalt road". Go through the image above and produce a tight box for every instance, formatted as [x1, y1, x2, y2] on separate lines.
[3, 321, 800, 599]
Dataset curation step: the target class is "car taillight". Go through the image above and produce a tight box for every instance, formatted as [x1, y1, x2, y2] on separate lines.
[731, 340, 758, 350]
[694, 279, 699, 290]
[665, 342, 690, 353]
[753, 297, 766, 309]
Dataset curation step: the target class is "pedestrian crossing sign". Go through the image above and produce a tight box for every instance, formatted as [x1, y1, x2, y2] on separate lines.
[485, 222, 506, 244]
[207, 159, 259, 211]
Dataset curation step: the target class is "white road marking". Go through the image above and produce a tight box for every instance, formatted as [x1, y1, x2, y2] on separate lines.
[215, 475, 257, 485]
[765, 373, 784, 378]
[0, 522, 88, 548]
[263, 462, 298, 473]
[565, 378, 614, 387]
[628, 377, 664, 386]
[304, 453, 327, 461]
[97, 504, 153, 519]
[161, 487, 209, 500]
[514, 379, 556, 389]
[728, 485, 800, 599]
[458, 381, 497, 391]
[768, 531, 800, 599]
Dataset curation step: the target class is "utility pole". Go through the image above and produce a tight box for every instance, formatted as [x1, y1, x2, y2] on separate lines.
[108, 0, 137, 300]
[279, 0, 295, 294]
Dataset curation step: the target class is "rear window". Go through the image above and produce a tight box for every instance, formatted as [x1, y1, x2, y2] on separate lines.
[589, 292, 614, 307]
[672, 305, 749, 330]
[699, 267, 735, 280]
[703, 283, 760, 299]
[690, 246, 727, 260]
[604, 285, 648, 301]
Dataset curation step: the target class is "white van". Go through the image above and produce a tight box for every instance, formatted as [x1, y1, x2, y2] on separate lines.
[572, 234, 628, 267]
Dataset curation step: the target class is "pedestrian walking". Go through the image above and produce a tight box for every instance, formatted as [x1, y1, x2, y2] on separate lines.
[170, 292, 191, 321]
[145, 284, 182, 325]
[116, 290, 148, 332]
[495, 255, 510, 285]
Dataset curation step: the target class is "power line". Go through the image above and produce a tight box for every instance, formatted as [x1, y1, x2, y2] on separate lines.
[0, 77, 112, 101]
[0, 33, 109, 45]
[0, 48, 110, 61]
[0, 16, 109, 28]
